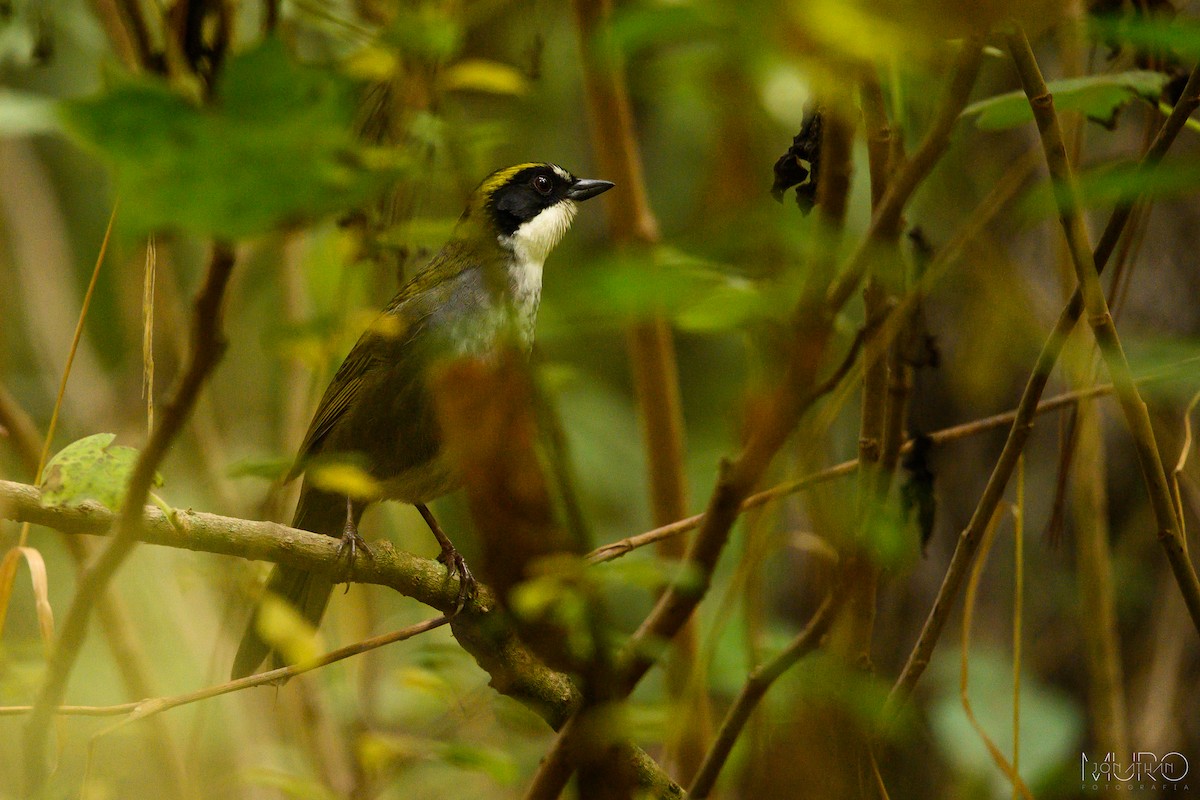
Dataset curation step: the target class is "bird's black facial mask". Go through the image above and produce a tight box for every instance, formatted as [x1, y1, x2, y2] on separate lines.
[489, 165, 576, 236]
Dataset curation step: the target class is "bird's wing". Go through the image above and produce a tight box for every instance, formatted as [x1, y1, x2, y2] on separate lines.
[285, 340, 383, 483]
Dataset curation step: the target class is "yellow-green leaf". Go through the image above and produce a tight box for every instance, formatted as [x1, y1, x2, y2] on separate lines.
[440, 59, 528, 95]
[39, 433, 162, 511]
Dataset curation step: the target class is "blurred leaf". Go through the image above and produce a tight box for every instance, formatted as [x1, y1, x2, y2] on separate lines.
[437, 742, 520, 785]
[440, 59, 528, 95]
[226, 456, 293, 481]
[929, 649, 1083, 792]
[0, 90, 59, 135]
[39, 433, 161, 511]
[961, 71, 1170, 131]
[60, 38, 398, 238]
[240, 768, 340, 800]
[381, 7, 462, 61]
[344, 45, 399, 80]
[543, 247, 784, 338]
[256, 594, 323, 668]
[394, 665, 453, 699]
[608, 5, 724, 56]
[1090, 14, 1200, 60]
[1021, 159, 1200, 218]
[307, 461, 383, 501]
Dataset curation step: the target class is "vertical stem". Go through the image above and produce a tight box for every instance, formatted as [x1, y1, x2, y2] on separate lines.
[571, 0, 710, 782]
[1072, 400, 1130, 755]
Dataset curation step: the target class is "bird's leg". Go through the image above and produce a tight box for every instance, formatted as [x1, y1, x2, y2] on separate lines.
[416, 503, 476, 611]
[337, 496, 373, 592]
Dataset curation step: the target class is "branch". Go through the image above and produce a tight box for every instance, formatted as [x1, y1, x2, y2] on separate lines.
[887, 52, 1200, 715]
[23, 241, 236, 794]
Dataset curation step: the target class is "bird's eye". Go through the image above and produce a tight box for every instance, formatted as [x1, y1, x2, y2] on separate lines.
[532, 174, 553, 195]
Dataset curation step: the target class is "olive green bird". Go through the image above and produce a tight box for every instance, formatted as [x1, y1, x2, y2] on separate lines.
[232, 163, 613, 678]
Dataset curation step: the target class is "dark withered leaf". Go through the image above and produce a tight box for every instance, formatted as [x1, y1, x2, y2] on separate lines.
[771, 106, 822, 214]
[901, 434, 937, 553]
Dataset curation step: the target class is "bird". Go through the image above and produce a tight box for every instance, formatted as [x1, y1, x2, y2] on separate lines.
[231, 162, 613, 678]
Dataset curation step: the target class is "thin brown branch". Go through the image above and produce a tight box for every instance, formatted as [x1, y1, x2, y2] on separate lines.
[23, 241, 236, 794]
[0, 616, 449, 718]
[887, 48, 1200, 717]
[587, 368, 1195, 566]
[1006, 26, 1200, 631]
[688, 588, 845, 799]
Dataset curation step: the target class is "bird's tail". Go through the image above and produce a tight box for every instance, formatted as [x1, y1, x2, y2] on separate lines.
[230, 486, 357, 679]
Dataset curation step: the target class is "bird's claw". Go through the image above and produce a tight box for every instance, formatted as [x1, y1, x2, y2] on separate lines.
[337, 520, 373, 593]
[437, 544, 476, 613]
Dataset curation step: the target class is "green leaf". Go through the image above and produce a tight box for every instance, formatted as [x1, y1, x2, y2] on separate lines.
[39, 433, 161, 511]
[226, 456, 293, 481]
[929, 649, 1083, 791]
[1090, 14, 1200, 60]
[1021, 159, 1200, 218]
[960, 71, 1170, 131]
[256, 594, 323, 668]
[59, 38, 399, 238]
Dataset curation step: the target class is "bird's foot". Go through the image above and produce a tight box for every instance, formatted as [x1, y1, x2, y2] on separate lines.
[436, 541, 477, 613]
[336, 511, 373, 593]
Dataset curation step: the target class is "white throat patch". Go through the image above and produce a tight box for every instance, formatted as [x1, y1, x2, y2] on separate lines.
[499, 198, 577, 344]
[504, 199, 577, 268]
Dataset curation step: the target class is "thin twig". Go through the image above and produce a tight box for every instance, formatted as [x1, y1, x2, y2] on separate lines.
[0, 616, 449, 718]
[688, 589, 845, 798]
[587, 364, 1196, 565]
[887, 57, 1200, 714]
[23, 242, 237, 794]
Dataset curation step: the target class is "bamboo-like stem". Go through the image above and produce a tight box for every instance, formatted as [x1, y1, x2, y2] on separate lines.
[23, 242, 237, 794]
[1072, 399, 1130, 755]
[1006, 27, 1200, 632]
[887, 58, 1200, 714]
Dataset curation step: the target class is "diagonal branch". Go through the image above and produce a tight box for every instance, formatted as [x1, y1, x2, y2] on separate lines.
[688, 587, 846, 798]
